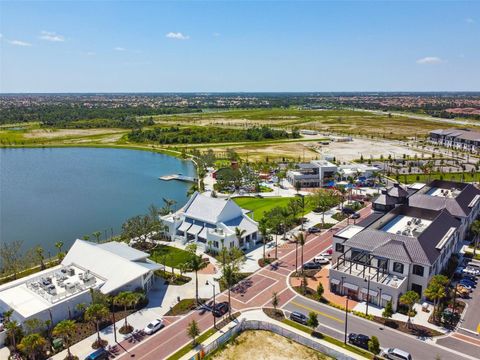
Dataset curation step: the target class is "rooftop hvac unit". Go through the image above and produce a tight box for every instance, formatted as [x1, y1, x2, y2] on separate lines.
[393, 275, 398, 281]
[67, 268, 75, 276]
[65, 283, 75, 292]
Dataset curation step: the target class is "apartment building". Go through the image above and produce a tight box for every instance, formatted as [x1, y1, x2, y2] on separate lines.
[429, 128, 480, 153]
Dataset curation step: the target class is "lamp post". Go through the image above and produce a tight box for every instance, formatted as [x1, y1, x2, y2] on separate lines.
[341, 276, 346, 296]
[377, 287, 382, 308]
[206, 280, 216, 328]
[344, 296, 349, 344]
[364, 276, 371, 316]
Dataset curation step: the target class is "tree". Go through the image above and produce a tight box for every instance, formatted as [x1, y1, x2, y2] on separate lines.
[311, 189, 338, 227]
[382, 300, 394, 321]
[306, 311, 319, 331]
[295, 181, 301, 194]
[85, 303, 110, 346]
[35, 246, 46, 270]
[160, 197, 177, 215]
[280, 207, 291, 242]
[258, 218, 269, 260]
[53, 320, 77, 359]
[222, 263, 236, 318]
[293, 232, 306, 275]
[114, 291, 142, 331]
[187, 249, 206, 306]
[187, 319, 200, 346]
[316, 283, 324, 301]
[54, 241, 64, 255]
[272, 291, 279, 311]
[399, 291, 419, 327]
[18, 333, 46, 360]
[424, 275, 448, 323]
[235, 227, 247, 249]
[265, 206, 283, 259]
[368, 336, 380, 355]
[92, 231, 102, 243]
[288, 198, 302, 225]
[0, 240, 24, 279]
[5, 320, 21, 351]
[470, 220, 480, 257]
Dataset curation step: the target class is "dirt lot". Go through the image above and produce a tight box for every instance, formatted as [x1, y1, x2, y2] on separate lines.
[211, 330, 333, 360]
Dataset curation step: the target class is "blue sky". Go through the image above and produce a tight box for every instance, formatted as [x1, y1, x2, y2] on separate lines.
[0, 1, 479, 92]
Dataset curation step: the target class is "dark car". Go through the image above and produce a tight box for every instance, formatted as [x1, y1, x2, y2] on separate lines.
[290, 311, 308, 325]
[463, 274, 478, 283]
[342, 207, 356, 215]
[460, 279, 476, 287]
[307, 227, 321, 234]
[212, 302, 229, 317]
[303, 262, 322, 270]
[85, 348, 109, 360]
[348, 333, 370, 350]
[350, 212, 361, 219]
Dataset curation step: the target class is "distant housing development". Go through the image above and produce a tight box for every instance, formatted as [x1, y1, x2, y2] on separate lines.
[330, 180, 480, 310]
[0, 240, 161, 331]
[429, 128, 480, 152]
[161, 192, 259, 252]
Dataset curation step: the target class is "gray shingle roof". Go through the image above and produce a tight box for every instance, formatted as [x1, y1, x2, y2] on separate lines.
[387, 185, 409, 198]
[374, 193, 397, 206]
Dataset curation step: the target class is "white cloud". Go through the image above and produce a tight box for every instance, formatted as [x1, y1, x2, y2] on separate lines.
[165, 32, 190, 40]
[114, 47, 126, 51]
[9, 40, 32, 47]
[466, 18, 475, 24]
[40, 31, 65, 42]
[416, 56, 443, 64]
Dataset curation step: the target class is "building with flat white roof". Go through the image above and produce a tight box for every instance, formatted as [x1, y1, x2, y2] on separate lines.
[286, 160, 337, 188]
[0, 240, 161, 328]
[161, 192, 259, 252]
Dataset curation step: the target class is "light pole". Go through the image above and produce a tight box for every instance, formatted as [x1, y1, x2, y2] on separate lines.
[206, 280, 216, 328]
[341, 276, 346, 296]
[377, 287, 382, 308]
[344, 296, 349, 344]
[364, 276, 371, 316]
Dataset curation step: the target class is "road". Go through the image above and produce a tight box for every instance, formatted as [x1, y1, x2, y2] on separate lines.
[117, 205, 480, 360]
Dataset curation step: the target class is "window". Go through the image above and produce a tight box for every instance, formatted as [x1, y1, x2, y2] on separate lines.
[412, 265, 424, 277]
[335, 243, 344, 253]
[393, 262, 404, 274]
[377, 259, 388, 271]
[214, 241, 219, 248]
[411, 283, 422, 296]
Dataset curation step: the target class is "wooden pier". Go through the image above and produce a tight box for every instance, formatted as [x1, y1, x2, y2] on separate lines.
[159, 174, 197, 183]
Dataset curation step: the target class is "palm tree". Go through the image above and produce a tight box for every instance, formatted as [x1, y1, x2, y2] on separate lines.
[54, 241, 64, 255]
[92, 231, 102, 243]
[470, 220, 480, 257]
[187, 320, 200, 346]
[399, 291, 419, 327]
[293, 232, 306, 275]
[35, 246, 45, 270]
[235, 227, 247, 249]
[82, 235, 90, 241]
[85, 303, 110, 346]
[18, 333, 46, 360]
[258, 218, 269, 261]
[187, 253, 206, 306]
[222, 263, 237, 318]
[5, 320, 20, 351]
[424, 275, 448, 323]
[52, 320, 77, 359]
[280, 207, 291, 242]
[114, 292, 141, 331]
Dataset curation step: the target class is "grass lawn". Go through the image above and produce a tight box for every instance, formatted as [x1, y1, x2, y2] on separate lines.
[165, 298, 206, 316]
[394, 171, 480, 184]
[150, 244, 195, 268]
[233, 196, 314, 222]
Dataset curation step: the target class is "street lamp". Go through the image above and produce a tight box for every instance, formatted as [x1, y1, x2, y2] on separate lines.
[364, 276, 371, 316]
[344, 296, 349, 344]
[341, 276, 346, 296]
[377, 287, 382, 308]
[206, 280, 216, 328]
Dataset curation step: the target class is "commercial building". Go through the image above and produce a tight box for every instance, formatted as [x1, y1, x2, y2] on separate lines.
[286, 160, 337, 188]
[0, 240, 161, 328]
[330, 180, 480, 311]
[429, 128, 480, 153]
[161, 192, 259, 252]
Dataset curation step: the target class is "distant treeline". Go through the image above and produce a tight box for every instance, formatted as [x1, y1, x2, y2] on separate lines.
[0, 105, 202, 127]
[128, 126, 300, 144]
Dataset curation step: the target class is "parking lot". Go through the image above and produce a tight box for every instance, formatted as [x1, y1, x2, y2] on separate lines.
[457, 259, 480, 334]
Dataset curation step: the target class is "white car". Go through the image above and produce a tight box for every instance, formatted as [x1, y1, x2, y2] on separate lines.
[143, 319, 163, 335]
[313, 255, 330, 265]
[381, 347, 412, 360]
[462, 267, 480, 276]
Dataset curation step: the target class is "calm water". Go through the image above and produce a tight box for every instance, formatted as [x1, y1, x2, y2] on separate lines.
[0, 147, 195, 255]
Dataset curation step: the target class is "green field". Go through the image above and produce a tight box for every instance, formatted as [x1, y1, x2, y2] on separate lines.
[150, 244, 195, 268]
[233, 196, 314, 221]
[394, 171, 480, 184]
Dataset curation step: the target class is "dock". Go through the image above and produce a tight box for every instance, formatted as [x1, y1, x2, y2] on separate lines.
[159, 173, 197, 183]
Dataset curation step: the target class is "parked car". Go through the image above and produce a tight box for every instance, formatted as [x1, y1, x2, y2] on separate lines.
[313, 255, 330, 264]
[322, 248, 333, 259]
[463, 274, 477, 283]
[455, 285, 470, 298]
[459, 279, 476, 287]
[458, 282, 473, 291]
[303, 261, 322, 270]
[307, 227, 321, 234]
[290, 311, 307, 325]
[342, 207, 356, 215]
[381, 347, 412, 360]
[212, 302, 229, 317]
[350, 212, 361, 220]
[463, 267, 480, 276]
[143, 318, 163, 335]
[85, 348, 109, 360]
[348, 333, 370, 350]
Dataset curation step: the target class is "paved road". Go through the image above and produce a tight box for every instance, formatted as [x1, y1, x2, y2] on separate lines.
[118, 204, 480, 359]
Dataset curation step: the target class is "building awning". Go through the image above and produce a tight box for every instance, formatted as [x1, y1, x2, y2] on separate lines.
[343, 283, 359, 291]
[177, 221, 192, 233]
[187, 223, 203, 236]
[198, 227, 208, 240]
[360, 288, 378, 297]
[330, 278, 341, 285]
[381, 294, 392, 301]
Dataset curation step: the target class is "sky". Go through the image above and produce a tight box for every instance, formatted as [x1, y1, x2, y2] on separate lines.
[0, 1, 479, 93]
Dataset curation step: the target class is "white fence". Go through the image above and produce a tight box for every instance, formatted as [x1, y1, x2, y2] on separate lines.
[191, 319, 358, 360]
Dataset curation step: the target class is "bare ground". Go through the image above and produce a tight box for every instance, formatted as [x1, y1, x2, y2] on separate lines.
[211, 330, 333, 360]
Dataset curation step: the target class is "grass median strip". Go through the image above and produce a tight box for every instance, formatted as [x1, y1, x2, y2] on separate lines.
[282, 319, 371, 359]
[166, 327, 217, 360]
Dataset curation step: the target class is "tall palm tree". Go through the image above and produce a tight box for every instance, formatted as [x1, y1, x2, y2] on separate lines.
[280, 207, 291, 242]
[53, 320, 77, 360]
[92, 231, 102, 243]
[18, 333, 46, 360]
[114, 292, 140, 330]
[258, 218, 269, 260]
[235, 227, 247, 249]
[470, 220, 480, 257]
[54, 241, 64, 255]
[222, 263, 236, 318]
[187, 254, 206, 306]
[85, 303, 110, 346]
[293, 232, 306, 275]
[5, 320, 20, 351]
[35, 246, 45, 270]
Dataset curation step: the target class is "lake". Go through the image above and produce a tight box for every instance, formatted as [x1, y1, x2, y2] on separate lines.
[0, 147, 195, 256]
